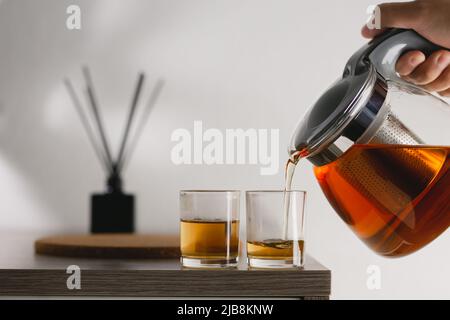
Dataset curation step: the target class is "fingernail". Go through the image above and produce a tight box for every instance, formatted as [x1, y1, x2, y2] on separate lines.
[437, 53, 450, 67]
[410, 56, 425, 66]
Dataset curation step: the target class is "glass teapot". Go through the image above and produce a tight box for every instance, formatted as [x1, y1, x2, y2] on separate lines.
[289, 29, 450, 257]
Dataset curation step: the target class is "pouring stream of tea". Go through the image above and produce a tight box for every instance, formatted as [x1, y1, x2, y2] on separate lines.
[282, 150, 302, 239]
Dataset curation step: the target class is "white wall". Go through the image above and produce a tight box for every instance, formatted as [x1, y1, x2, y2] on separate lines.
[0, 0, 448, 299]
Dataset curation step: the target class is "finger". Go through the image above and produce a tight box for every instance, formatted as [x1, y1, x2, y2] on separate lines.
[438, 87, 450, 97]
[361, 2, 422, 38]
[396, 51, 426, 76]
[378, 2, 422, 29]
[408, 50, 450, 85]
[361, 25, 385, 39]
[423, 67, 450, 92]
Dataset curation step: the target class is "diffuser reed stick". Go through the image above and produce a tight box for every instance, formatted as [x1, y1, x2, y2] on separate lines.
[64, 78, 110, 173]
[116, 73, 145, 173]
[119, 79, 164, 172]
[82, 66, 115, 173]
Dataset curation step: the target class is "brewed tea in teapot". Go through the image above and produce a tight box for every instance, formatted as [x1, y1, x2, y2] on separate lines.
[287, 29, 449, 257]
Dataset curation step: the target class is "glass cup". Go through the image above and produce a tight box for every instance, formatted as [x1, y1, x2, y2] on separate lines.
[179, 190, 240, 268]
[246, 190, 306, 268]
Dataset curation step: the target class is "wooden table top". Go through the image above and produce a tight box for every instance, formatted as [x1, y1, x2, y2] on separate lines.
[0, 232, 331, 298]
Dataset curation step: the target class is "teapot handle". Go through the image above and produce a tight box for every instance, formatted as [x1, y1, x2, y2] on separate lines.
[344, 29, 447, 83]
[367, 28, 447, 82]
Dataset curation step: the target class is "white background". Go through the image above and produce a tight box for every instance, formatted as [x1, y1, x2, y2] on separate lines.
[0, 0, 448, 299]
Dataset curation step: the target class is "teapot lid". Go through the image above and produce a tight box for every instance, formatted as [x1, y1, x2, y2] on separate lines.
[289, 62, 378, 159]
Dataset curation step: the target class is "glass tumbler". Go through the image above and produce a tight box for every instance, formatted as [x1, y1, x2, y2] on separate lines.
[246, 190, 306, 268]
[180, 190, 240, 268]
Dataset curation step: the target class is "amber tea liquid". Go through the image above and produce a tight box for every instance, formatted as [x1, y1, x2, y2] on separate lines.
[180, 219, 239, 260]
[310, 144, 450, 257]
[247, 239, 305, 263]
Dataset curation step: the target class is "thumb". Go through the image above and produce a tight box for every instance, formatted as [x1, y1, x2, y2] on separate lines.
[362, 1, 422, 38]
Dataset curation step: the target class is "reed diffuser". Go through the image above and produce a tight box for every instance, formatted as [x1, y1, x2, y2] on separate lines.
[65, 67, 163, 233]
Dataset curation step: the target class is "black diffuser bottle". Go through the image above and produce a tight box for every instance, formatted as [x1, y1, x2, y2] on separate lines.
[65, 67, 163, 234]
[91, 166, 134, 233]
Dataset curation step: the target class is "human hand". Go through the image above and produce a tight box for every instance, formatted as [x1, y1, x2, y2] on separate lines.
[362, 0, 450, 97]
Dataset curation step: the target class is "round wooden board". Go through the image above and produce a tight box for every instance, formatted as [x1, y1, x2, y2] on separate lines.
[35, 234, 180, 259]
